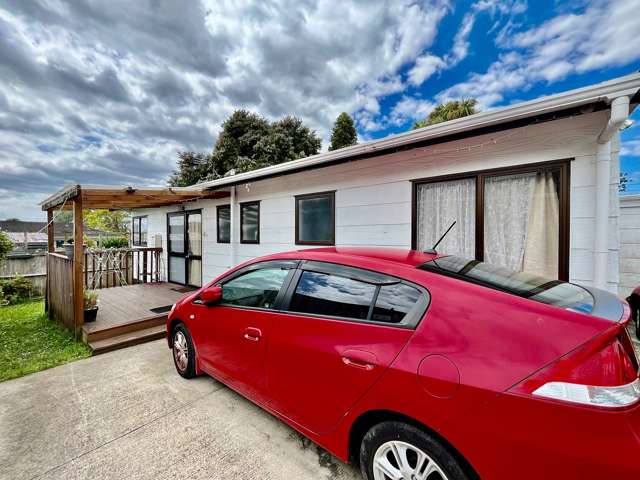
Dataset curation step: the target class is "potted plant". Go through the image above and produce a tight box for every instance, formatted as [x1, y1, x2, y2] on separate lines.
[83, 290, 99, 322]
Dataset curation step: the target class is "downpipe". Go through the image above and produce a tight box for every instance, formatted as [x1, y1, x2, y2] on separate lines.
[593, 95, 630, 290]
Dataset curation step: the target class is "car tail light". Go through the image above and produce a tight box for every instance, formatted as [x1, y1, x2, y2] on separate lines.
[510, 325, 640, 408]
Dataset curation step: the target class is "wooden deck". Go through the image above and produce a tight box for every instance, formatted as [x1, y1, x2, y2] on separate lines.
[82, 283, 195, 354]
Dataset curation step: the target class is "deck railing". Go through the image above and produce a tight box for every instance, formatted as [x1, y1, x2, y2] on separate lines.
[84, 247, 162, 289]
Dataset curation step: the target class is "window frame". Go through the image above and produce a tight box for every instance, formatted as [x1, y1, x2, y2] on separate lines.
[410, 158, 571, 281]
[240, 201, 260, 244]
[295, 191, 336, 246]
[132, 215, 148, 247]
[216, 204, 231, 244]
[280, 260, 430, 329]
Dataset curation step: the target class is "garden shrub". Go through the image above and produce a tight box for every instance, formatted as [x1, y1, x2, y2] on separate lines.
[100, 237, 129, 249]
[0, 276, 34, 305]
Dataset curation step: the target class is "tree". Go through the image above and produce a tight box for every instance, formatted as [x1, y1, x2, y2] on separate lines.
[329, 112, 357, 151]
[84, 210, 129, 233]
[0, 231, 13, 264]
[413, 98, 478, 129]
[168, 151, 211, 187]
[167, 110, 322, 185]
[619, 172, 629, 193]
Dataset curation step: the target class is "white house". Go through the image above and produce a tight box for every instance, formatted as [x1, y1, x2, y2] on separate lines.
[43, 73, 640, 296]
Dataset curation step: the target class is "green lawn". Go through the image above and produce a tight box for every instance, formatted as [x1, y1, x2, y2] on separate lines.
[0, 301, 91, 382]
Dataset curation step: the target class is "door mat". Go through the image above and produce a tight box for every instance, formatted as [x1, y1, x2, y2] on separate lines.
[150, 305, 173, 314]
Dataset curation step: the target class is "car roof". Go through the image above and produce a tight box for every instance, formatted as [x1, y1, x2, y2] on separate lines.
[264, 247, 440, 269]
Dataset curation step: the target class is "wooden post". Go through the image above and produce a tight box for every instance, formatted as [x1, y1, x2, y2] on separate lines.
[47, 209, 55, 253]
[45, 209, 54, 313]
[73, 193, 84, 340]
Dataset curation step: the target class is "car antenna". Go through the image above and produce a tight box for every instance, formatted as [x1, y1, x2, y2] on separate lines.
[423, 221, 456, 255]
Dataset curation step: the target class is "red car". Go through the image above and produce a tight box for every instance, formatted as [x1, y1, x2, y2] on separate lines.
[167, 248, 640, 480]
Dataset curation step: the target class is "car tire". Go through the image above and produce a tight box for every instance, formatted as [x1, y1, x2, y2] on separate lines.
[360, 421, 470, 480]
[171, 323, 197, 379]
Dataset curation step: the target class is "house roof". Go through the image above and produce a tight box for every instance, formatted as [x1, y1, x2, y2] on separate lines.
[0, 219, 118, 238]
[195, 72, 640, 191]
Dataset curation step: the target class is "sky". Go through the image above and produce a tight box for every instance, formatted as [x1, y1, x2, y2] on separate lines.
[0, 0, 639, 221]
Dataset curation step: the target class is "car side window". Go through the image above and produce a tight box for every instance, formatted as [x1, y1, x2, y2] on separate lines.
[371, 283, 422, 324]
[288, 270, 376, 320]
[221, 268, 290, 310]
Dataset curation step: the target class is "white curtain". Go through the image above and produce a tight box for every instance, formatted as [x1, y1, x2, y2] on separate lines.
[523, 173, 559, 278]
[416, 179, 475, 258]
[484, 172, 559, 278]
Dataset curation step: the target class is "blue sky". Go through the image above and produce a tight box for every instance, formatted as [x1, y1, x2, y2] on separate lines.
[0, 0, 639, 220]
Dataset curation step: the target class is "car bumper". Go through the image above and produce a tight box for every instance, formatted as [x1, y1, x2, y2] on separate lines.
[458, 391, 640, 479]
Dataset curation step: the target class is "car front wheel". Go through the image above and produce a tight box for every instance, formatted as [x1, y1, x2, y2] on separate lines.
[360, 421, 470, 480]
[171, 323, 196, 379]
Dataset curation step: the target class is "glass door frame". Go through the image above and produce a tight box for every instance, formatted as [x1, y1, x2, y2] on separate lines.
[167, 209, 203, 287]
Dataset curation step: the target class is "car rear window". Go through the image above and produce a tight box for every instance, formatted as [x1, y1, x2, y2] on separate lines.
[418, 255, 594, 314]
[372, 284, 422, 323]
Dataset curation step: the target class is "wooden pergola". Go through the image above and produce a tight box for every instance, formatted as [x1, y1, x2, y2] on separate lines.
[40, 184, 229, 338]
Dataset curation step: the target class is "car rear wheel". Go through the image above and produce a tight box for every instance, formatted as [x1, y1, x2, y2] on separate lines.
[360, 421, 469, 480]
[172, 324, 196, 379]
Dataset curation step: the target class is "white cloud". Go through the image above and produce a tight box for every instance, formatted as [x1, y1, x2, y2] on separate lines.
[408, 54, 446, 86]
[389, 96, 435, 126]
[437, 0, 640, 109]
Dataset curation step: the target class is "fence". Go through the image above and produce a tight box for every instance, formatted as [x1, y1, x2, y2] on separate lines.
[46, 253, 77, 333]
[0, 253, 46, 296]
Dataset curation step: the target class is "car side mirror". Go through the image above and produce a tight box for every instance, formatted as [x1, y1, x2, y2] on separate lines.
[200, 285, 222, 305]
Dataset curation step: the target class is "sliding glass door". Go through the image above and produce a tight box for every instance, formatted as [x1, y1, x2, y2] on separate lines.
[167, 210, 202, 287]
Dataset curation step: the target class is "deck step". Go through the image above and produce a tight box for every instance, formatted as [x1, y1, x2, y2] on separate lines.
[89, 325, 167, 355]
[82, 314, 167, 343]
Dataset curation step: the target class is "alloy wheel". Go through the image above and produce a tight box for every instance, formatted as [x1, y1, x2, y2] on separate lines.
[173, 331, 189, 372]
[373, 440, 448, 480]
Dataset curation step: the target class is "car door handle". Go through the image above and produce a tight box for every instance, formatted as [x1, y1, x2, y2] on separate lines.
[341, 349, 377, 371]
[243, 327, 262, 342]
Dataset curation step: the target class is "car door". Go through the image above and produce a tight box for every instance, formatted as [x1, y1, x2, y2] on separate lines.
[266, 261, 428, 435]
[193, 261, 297, 403]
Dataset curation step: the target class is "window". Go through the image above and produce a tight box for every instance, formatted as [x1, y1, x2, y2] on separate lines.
[289, 271, 377, 320]
[240, 202, 260, 243]
[217, 205, 230, 243]
[295, 191, 335, 245]
[371, 283, 422, 324]
[132, 216, 148, 246]
[412, 161, 569, 280]
[221, 268, 290, 309]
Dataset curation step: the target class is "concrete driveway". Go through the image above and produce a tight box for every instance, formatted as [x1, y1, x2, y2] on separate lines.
[0, 340, 359, 480]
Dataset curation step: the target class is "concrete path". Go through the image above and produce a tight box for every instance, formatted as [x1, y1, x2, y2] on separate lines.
[0, 340, 359, 480]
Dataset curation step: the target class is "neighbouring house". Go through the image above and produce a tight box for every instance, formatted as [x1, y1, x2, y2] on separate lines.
[0, 219, 121, 253]
[38, 73, 640, 352]
[620, 194, 640, 297]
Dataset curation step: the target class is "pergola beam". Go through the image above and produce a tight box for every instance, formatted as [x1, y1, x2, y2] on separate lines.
[40, 185, 229, 211]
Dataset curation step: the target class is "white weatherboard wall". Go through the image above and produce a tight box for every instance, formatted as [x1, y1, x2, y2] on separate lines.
[619, 194, 640, 297]
[133, 110, 620, 291]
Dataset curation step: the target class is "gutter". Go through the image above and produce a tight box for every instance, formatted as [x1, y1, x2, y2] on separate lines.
[593, 95, 631, 291]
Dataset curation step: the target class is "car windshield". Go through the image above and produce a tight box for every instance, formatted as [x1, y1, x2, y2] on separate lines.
[418, 255, 594, 314]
